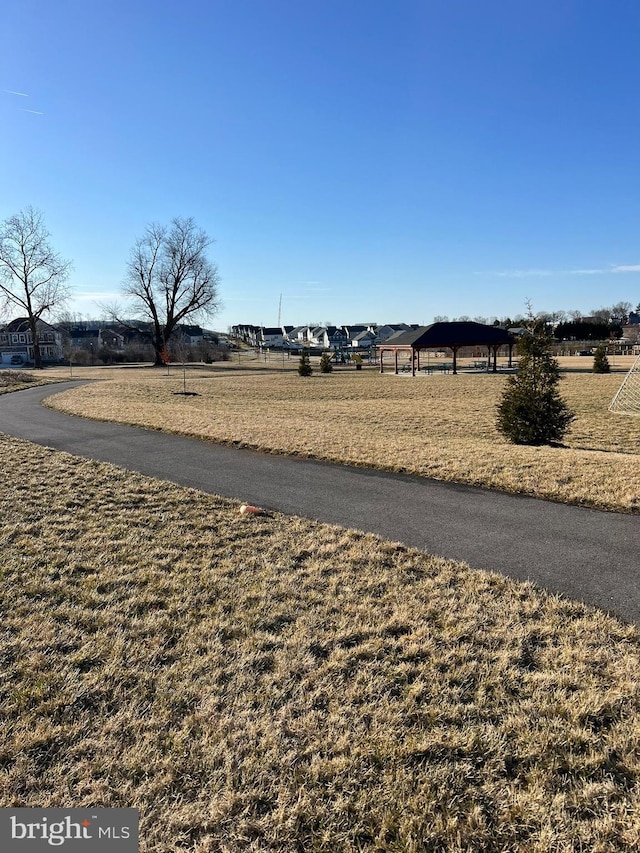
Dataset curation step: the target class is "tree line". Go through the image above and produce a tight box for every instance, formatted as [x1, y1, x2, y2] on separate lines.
[435, 302, 639, 330]
[0, 207, 220, 368]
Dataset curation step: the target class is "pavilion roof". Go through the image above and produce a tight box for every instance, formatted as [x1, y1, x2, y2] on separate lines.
[381, 321, 513, 349]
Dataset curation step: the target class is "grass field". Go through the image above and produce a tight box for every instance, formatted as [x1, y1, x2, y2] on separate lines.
[43, 357, 640, 512]
[2, 434, 640, 852]
[0, 368, 57, 395]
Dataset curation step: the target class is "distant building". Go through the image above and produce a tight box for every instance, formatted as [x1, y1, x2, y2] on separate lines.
[177, 325, 204, 346]
[0, 318, 63, 365]
[68, 327, 125, 352]
[259, 327, 285, 347]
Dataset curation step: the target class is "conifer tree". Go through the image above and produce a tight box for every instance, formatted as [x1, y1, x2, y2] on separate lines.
[319, 352, 333, 373]
[298, 351, 312, 376]
[497, 321, 574, 445]
[592, 345, 610, 374]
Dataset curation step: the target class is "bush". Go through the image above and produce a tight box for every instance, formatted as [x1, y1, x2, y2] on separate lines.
[497, 323, 574, 445]
[319, 352, 333, 373]
[298, 351, 312, 376]
[592, 345, 610, 374]
[0, 369, 34, 386]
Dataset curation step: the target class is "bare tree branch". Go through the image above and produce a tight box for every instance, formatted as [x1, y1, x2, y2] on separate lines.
[121, 217, 221, 365]
[0, 207, 73, 368]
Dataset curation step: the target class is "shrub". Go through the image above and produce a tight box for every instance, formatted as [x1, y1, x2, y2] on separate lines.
[319, 352, 333, 373]
[0, 369, 34, 386]
[298, 351, 312, 376]
[497, 323, 574, 445]
[592, 345, 610, 374]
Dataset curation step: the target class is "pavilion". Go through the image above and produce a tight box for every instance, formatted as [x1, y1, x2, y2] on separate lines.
[378, 321, 516, 375]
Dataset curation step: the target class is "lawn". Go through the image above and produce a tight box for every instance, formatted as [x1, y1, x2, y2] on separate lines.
[43, 358, 640, 512]
[2, 435, 640, 851]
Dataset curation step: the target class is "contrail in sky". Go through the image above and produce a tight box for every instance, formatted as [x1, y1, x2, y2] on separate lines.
[6, 90, 29, 96]
[20, 108, 44, 115]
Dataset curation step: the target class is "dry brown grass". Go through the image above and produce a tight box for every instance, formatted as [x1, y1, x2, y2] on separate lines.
[0, 369, 58, 395]
[44, 358, 640, 512]
[2, 433, 640, 851]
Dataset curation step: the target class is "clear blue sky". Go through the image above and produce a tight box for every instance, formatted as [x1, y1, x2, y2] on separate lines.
[3, 0, 639, 330]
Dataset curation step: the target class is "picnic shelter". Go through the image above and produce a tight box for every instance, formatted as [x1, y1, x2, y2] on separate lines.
[378, 321, 515, 375]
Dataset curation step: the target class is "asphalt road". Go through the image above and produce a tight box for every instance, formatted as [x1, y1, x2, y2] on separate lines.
[1, 381, 638, 624]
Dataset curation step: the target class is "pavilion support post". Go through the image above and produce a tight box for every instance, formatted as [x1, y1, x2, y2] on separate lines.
[416, 349, 420, 373]
[508, 343, 513, 367]
[492, 346, 498, 372]
[487, 346, 491, 373]
[412, 348, 416, 376]
[452, 347, 458, 374]
[379, 348, 384, 373]
[394, 350, 398, 375]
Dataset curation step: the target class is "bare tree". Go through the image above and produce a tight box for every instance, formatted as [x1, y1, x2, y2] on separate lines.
[0, 207, 72, 368]
[610, 301, 632, 325]
[112, 217, 221, 366]
[591, 306, 613, 324]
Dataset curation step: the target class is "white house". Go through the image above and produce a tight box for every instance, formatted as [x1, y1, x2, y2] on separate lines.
[350, 329, 377, 349]
[259, 327, 285, 347]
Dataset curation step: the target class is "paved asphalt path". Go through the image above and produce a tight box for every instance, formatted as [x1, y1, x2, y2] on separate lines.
[1, 381, 638, 624]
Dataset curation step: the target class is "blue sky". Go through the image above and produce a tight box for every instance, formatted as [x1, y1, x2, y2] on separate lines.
[2, 0, 639, 330]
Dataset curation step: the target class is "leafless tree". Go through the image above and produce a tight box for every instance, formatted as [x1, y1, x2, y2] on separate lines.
[0, 207, 72, 368]
[610, 301, 632, 325]
[591, 306, 613, 324]
[111, 217, 221, 366]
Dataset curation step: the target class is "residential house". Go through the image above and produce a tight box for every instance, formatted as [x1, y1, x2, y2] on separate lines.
[286, 326, 308, 344]
[350, 329, 377, 349]
[259, 327, 285, 348]
[68, 327, 125, 353]
[320, 326, 349, 349]
[342, 325, 370, 346]
[230, 324, 260, 345]
[306, 326, 327, 347]
[177, 325, 204, 346]
[0, 318, 64, 365]
[100, 328, 125, 350]
[69, 328, 99, 350]
[620, 325, 640, 347]
[374, 324, 413, 343]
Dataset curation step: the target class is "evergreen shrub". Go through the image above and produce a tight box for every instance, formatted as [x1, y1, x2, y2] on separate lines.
[497, 324, 574, 445]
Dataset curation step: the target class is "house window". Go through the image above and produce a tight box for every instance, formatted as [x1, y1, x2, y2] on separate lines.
[12, 335, 18, 343]
[19, 334, 26, 343]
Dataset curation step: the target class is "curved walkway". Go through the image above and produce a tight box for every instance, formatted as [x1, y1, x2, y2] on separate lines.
[1, 381, 639, 624]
